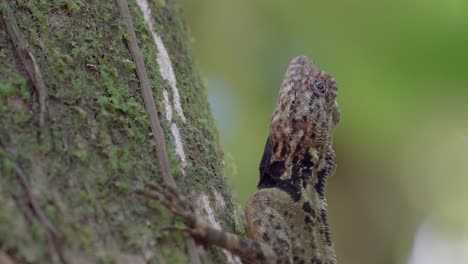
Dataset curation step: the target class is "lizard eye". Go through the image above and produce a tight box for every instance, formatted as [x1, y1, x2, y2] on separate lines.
[314, 81, 327, 92]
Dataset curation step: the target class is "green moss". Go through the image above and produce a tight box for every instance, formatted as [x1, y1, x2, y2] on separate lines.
[0, 188, 49, 262]
[0, 82, 15, 97]
[60, 0, 83, 14]
[17, 0, 48, 29]
[96, 252, 116, 264]
[0, 151, 14, 179]
[0, 71, 28, 99]
[157, 0, 166, 7]
[61, 224, 94, 250]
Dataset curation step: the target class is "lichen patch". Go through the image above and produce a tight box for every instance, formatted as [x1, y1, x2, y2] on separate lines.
[135, 0, 188, 172]
[170, 123, 187, 171]
[197, 194, 243, 264]
[163, 90, 172, 121]
[213, 188, 226, 209]
[135, 0, 186, 123]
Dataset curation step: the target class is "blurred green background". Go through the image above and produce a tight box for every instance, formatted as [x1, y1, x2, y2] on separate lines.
[181, 1, 468, 263]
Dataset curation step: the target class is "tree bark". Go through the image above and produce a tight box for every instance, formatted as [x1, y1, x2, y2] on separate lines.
[0, 1, 242, 263]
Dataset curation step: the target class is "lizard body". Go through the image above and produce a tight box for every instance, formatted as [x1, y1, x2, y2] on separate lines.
[139, 56, 340, 264]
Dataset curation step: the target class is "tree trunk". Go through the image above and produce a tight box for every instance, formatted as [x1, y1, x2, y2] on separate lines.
[0, 1, 242, 263]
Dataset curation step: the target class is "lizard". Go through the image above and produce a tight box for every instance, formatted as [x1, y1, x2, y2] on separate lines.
[138, 56, 340, 264]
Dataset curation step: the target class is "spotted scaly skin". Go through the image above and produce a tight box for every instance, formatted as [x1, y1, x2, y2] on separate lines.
[248, 56, 340, 263]
[139, 56, 340, 264]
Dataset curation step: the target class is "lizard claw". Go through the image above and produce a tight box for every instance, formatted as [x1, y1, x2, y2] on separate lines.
[161, 225, 206, 245]
[161, 225, 192, 233]
[135, 183, 197, 227]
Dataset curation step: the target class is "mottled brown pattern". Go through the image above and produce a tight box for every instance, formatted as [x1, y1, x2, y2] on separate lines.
[140, 56, 340, 264]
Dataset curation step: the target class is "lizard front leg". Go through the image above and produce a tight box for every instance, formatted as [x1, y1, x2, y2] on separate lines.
[137, 184, 277, 264]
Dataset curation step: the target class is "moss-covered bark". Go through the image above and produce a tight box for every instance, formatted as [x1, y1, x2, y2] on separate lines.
[0, 0, 240, 263]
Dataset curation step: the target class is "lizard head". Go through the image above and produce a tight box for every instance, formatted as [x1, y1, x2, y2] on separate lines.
[270, 56, 339, 154]
[258, 56, 339, 200]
